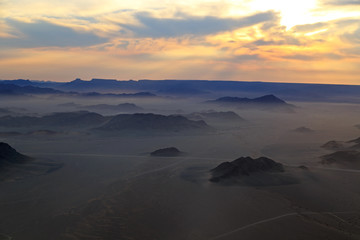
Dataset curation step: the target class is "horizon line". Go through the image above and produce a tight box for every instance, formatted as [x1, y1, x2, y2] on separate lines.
[1, 78, 360, 87]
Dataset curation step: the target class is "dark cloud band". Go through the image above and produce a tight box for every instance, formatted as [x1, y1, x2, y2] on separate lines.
[1, 19, 107, 48]
[322, 0, 360, 5]
[119, 11, 278, 38]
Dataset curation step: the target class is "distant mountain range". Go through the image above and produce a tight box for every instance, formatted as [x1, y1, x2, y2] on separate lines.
[0, 82, 156, 98]
[80, 92, 155, 98]
[1, 78, 360, 102]
[184, 111, 245, 122]
[79, 103, 143, 112]
[0, 111, 212, 133]
[0, 83, 63, 96]
[206, 94, 295, 112]
[58, 103, 144, 113]
[0, 111, 108, 128]
[209, 94, 286, 104]
[95, 113, 211, 133]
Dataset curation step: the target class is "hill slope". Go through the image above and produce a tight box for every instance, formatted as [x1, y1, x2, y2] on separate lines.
[96, 113, 211, 132]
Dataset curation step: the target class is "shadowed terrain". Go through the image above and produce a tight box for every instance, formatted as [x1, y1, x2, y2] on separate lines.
[320, 136, 360, 169]
[95, 113, 212, 133]
[209, 156, 302, 186]
[150, 147, 182, 157]
[206, 95, 296, 112]
[0, 79, 359, 240]
[0, 142, 62, 181]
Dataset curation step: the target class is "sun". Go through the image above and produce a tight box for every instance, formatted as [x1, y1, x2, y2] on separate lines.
[247, 0, 318, 28]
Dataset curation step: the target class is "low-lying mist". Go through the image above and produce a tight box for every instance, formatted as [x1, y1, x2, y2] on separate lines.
[0, 92, 359, 240]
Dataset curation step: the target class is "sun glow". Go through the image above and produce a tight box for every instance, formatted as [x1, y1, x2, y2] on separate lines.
[247, 0, 318, 28]
[1, 0, 360, 84]
[305, 28, 328, 36]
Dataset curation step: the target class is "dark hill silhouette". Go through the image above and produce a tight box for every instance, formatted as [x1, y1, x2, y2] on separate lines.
[0, 142, 31, 168]
[0, 82, 156, 99]
[58, 102, 81, 108]
[185, 111, 245, 122]
[320, 150, 360, 168]
[293, 127, 314, 133]
[0, 142, 63, 181]
[150, 147, 182, 157]
[206, 95, 295, 112]
[208, 95, 286, 104]
[80, 103, 143, 112]
[79, 92, 156, 98]
[0, 111, 108, 128]
[3, 79, 360, 103]
[209, 156, 299, 186]
[210, 94, 286, 104]
[321, 141, 345, 150]
[0, 79, 34, 86]
[321, 136, 360, 151]
[61, 78, 135, 91]
[0, 83, 63, 96]
[96, 113, 210, 132]
[0, 112, 211, 133]
[40, 111, 106, 126]
[210, 156, 284, 182]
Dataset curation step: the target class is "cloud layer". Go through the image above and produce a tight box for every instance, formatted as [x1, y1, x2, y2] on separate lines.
[323, 0, 360, 5]
[0, 0, 360, 84]
[1, 19, 108, 48]
[120, 11, 277, 38]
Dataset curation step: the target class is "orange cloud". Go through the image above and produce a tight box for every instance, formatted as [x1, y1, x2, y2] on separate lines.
[0, 0, 360, 85]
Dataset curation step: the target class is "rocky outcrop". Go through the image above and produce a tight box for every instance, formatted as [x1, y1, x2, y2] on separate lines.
[210, 156, 284, 182]
[0, 142, 31, 168]
[150, 147, 182, 157]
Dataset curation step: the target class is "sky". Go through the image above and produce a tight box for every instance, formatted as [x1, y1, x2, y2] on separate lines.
[0, 0, 360, 84]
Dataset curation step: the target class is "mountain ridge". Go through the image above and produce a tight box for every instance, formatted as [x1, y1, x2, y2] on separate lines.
[2, 79, 360, 102]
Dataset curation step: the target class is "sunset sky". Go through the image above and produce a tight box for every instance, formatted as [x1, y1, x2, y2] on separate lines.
[0, 0, 360, 84]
